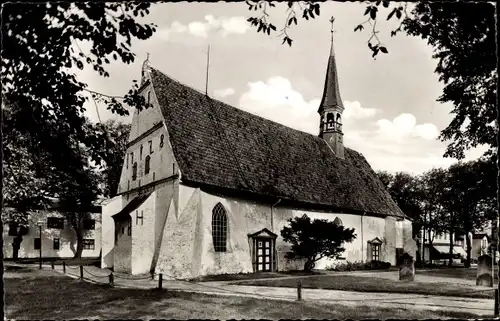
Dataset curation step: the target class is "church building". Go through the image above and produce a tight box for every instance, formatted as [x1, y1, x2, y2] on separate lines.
[101, 32, 416, 278]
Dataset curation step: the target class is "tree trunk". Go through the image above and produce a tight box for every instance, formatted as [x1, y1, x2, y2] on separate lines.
[427, 229, 433, 264]
[465, 230, 472, 268]
[12, 235, 22, 260]
[448, 228, 454, 267]
[74, 228, 84, 259]
[303, 259, 315, 272]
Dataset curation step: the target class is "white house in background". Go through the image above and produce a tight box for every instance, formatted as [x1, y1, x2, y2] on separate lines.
[422, 230, 467, 265]
[2, 201, 102, 259]
[101, 33, 417, 278]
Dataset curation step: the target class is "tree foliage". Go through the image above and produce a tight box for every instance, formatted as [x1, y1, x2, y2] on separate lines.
[377, 171, 423, 238]
[403, 2, 497, 159]
[281, 214, 356, 271]
[377, 157, 497, 266]
[1, 2, 156, 171]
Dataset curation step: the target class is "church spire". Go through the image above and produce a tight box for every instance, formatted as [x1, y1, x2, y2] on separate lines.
[318, 17, 344, 114]
[318, 17, 345, 159]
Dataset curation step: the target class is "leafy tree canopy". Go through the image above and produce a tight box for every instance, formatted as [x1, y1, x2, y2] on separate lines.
[1, 2, 156, 171]
[281, 214, 356, 271]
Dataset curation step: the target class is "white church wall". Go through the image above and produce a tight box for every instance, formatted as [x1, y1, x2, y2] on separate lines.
[131, 192, 157, 275]
[154, 184, 202, 279]
[196, 190, 404, 275]
[119, 125, 176, 194]
[128, 80, 162, 142]
[117, 68, 178, 196]
[101, 196, 124, 268]
[150, 181, 177, 272]
[114, 216, 132, 273]
[198, 192, 275, 276]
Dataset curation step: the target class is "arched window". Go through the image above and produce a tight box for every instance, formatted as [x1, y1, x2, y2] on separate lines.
[212, 203, 228, 252]
[326, 113, 334, 129]
[132, 162, 138, 181]
[145, 155, 151, 174]
[333, 217, 343, 226]
[336, 113, 341, 123]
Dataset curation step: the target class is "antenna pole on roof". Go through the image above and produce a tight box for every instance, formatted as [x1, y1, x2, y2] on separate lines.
[205, 44, 210, 96]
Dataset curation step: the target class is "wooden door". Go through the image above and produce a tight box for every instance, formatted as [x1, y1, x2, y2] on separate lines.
[256, 238, 272, 272]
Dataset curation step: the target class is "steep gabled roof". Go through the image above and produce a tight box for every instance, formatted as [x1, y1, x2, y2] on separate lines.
[149, 67, 405, 218]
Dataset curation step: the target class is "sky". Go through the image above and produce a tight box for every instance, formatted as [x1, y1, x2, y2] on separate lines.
[76, 2, 488, 175]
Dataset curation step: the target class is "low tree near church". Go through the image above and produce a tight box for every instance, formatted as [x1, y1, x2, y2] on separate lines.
[281, 214, 356, 271]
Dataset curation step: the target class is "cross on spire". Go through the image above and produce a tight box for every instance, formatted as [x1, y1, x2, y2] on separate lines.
[330, 17, 336, 42]
[146, 52, 150, 61]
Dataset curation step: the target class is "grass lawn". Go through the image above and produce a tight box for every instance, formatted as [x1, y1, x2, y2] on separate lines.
[233, 274, 495, 299]
[419, 267, 499, 282]
[4, 266, 488, 320]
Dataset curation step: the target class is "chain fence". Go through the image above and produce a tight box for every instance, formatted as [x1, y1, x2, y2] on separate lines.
[24, 260, 500, 309]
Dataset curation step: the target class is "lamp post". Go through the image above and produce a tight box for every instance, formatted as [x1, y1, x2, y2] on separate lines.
[37, 220, 43, 269]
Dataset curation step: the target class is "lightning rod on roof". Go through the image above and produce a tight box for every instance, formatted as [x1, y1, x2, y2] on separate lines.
[205, 44, 210, 96]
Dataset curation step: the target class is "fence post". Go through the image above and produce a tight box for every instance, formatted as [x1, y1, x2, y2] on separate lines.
[297, 281, 302, 301]
[495, 289, 499, 317]
[51, 260, 55, 270]
[158, 273, 163, 289]
[109, 273, 114, 287]
[151, 271, 155, 280]
[63, 261, 66, 274]
[80, 265, 84, 280]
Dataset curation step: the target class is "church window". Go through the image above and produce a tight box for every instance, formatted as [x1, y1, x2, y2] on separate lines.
[372, 243, 380, 261]
[140, 145, 143, 160]
[149, 140, 153, 154]
[333, 217, 343, 226]
[145, 155, 151, 174]
[160, 134, 164, 148]
[147, 91, 151, 105]
[131, 152, 134, 163]
[132, 162, 138, 181]
[212, 203, 228, 252]
[136, 210, 144, 225]
[126, 153, 129, 169]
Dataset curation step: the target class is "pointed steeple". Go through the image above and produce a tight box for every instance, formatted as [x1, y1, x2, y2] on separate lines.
[318, 17, 345, 159]
[318, 17, 344, 114]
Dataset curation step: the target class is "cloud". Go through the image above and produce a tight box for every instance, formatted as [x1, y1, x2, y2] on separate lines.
[238, 76, 319, 133]
[376, 113, 439, 141]
[238, 76, 379, 134]
[237, 76, 474, 175]
[213, 88, 235, 98]
[342, 101, 378, 119]
[159, 15, 250, 40]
